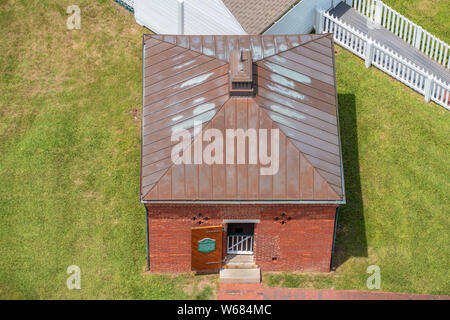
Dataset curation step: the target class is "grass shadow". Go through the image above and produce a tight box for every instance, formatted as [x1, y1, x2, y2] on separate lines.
[333, 93, 368, 269]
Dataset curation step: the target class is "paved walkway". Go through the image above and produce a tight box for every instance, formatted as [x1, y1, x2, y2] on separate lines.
[329, 2, 450, 84]
[217, 284, 449, 300]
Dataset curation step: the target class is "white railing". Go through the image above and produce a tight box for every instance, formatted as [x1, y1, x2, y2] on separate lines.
[349, 0, 449, 69]
[431, 78, 450, 108]
[227, 235, 253, 254]
[320, 10, 450, 110]
[323, 10, 368, 59]
[113, 0, 135, 12]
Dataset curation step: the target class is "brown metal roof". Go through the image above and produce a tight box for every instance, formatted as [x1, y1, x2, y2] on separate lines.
[141, 34, 344, 203]
[222, 0, 298, 34]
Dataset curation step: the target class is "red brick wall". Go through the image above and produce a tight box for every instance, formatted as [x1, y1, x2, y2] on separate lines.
[146, 204, 337, 273]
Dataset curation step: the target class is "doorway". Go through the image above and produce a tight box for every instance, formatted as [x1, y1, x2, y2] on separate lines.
[191, 225, 223, 271]
[226, 223, 254, 255]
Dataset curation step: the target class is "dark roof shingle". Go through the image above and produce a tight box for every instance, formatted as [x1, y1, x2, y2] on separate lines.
[222, 0, 298, 34]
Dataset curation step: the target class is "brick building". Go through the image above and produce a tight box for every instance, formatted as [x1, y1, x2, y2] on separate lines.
[140, 34, 345, 276]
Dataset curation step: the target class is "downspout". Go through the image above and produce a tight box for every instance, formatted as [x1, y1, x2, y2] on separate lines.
[145, 206, 150, 271]
[330, 206, 339, 271]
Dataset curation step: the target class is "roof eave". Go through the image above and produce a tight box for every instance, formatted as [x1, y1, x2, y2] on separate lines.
[139, 37, 146, 203]
[141, 199, 345, 205]
[329, 33, 347, 206]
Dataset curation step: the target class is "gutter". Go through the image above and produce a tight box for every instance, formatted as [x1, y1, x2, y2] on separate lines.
[140, 200, 346, 205]
[142, 37, 150, 272]
[330, 206, 340, 271]
[330, 34, 347, 206]
[145, 206, 150, 271]
[139, 37, 145, 203]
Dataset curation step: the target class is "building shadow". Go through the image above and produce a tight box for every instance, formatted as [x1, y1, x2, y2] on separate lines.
[332, 93, 368, 269]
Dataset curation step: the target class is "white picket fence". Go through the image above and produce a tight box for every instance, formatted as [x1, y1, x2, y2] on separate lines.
[319, 10, 450, 110]
[349, 0, 449, 69]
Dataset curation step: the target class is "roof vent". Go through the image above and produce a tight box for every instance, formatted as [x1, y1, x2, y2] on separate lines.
[229, 49, 253, 96]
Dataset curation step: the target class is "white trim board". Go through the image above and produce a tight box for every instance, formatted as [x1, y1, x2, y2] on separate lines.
[223, 219, 260, 224]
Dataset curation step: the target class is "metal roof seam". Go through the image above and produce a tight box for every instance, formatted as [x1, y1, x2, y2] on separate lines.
[259, 106, 338, 136]
[145, 55, 211, 80]
[256, 60, 335, 89]
[143, 65, 228, 98]
[144, 51, 202, 75]
[145, 42, 176, 58]
[254, 67, 336, 105]
[265, 116, 339, 147]
[256, 84, 336, 116]
[145, 48, 190, 67]
[255, 87, 337, 124]
[263, 108, 338, 148]
[277, 49, 335, 73]
[143, 87, 228, 119]
[143, 74, 229, 112]
[302, 41, 334, 58]
[292, 46, 334, 67]
[255, 71, 337, 108]
[142, 96, 232, 200]
[255, 97, 338, 132]
[144, 61, 227, 91]
[251, 33, 333, 62]
[142, 102, 225, 138]
[257, 58, 335, 87]
[256, 105, 342, 197]
[143, 93, 230, 129]
[145, 34, 331, 63]
[143, 48, 190, 69]
[143, 41, 182, 57]
[271, 51, 336, 79]
[142, 157, 173, 173]
[279, 135, 341, 160]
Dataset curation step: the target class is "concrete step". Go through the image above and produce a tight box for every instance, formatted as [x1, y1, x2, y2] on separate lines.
[219, 267, 261, 284]
[223, 262, 258, 269]
[225, 254, 253, 261]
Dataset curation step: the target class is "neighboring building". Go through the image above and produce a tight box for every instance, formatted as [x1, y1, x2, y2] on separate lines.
[221, 0, 298, 34]
[134, 0, 247, 35]
[132, 0, 349, 36]
[141, 34, 345, 276]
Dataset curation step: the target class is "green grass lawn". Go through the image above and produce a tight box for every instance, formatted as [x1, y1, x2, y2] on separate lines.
[382, 0, 450, 43]
[0, 0, 448, 299]
[0, 0, 217, 299]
